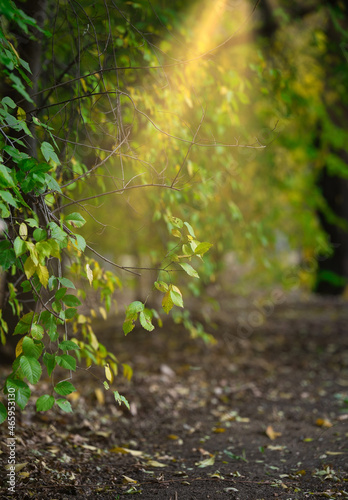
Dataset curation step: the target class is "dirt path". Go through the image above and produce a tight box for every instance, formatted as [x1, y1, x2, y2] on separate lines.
[0, 296, 347, 499]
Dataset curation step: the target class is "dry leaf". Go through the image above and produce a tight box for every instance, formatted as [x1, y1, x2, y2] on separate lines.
[167, 434, 179, 440]
[95, 388, 105, 405]
[316, 418, 332, 428]
[213, 427, 226, 433]
[86, 264, 93, 285]
[5, 463, 27, 472]
[147, 460, 167, 467]
[122, 475, 137, 484]
[266, 425, 282, 440]
[109, 447, 143, 457]
[196, 455, 215, 467]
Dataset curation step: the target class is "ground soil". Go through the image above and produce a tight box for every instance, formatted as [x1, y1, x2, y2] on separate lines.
[0, 294, 347, 499]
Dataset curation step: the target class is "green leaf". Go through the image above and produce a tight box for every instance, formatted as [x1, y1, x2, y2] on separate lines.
[58, 277, 75, 289]
[43, 352, 56, 376]
[154, 281, 168, 292]
[14, 312, 34, 335]
[20, 356, 42, 384]
[62, 294, 81, 307]
[33, 228, 47, 242]
[2, 96, 16, 108]
[168, 216, 183, 228]
[179, 262, 199, 278]
[36, 395, 55, 412]
[126, 301, 144, 316]
[31, 324, 44, 340]
[0, 401, 7, 424]
[56, 399, 72, 413]
[44, 173, 62, 193]
[6, 379, 31, 410]
[114, 390, 130, 410]
[64, 308, 77, 320]
[41, 141, 60, 164]
[56, 354, 76, 371]
[13, 236, 27, 257]
[123, 317, 136, 335]
[47, 222, 67, 245]
[184, 221, 196, 238]
[25, 218, 39, 228]
[22, 336, 43, 358]
[54, 381, 76, 396]
[46, 315, 58, 341]
[139, 310, 155, 331]
[0, 240, 16, 270]
[170, 289, 184, 308]
[58, 340, 80, 351]
[194, 242, 213, 256]
[0, 189, 18, 208]
[73, 234, 86, 252]
[65, 212, 86, 228]
[0, 164, 16, 187]
[55, 287, 67, 300]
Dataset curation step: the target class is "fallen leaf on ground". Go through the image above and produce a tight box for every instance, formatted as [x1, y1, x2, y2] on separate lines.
[146, 460, 167, 467]
[266, 425, 282, 440]
[316, 418, 332, 428]
[109, 447, 144, 457]
[122, 475, 137, 484]
[5, 463, 27, 472]
[213, 427, 226, 433]
[196, 455, 215, 467]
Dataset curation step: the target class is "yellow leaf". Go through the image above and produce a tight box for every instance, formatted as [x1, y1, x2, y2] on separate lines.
[122, 475, 137, 484]
[316, 418, 332, 428]
[167, 434, 179, 440]
[109, 447, 144, 457]
[37, 265, 49, 287]
[162, 291, 174, 314]
[147, 460, 167, 467]
[17, 107, 26, 121]
[88, 328, 99, 350]
[213, 427, 226, 433]
[95, 388, 105, 405]
[19, 223, 27, 240]
[109, 360, 118, 376]
[81, 444, 99, 451]
[15, 337, 24, 357]
[99, 306, 106, 320]
[266, 425, 282, 440]
[24, 256, 36, 280]
[295, 470, 306, 476]
[67, 391, 80, 402]
[5, 462, 27, 472]
[105, 363, 113, 383]
[86, 264, 93, 285]
[122, 363, 133, 381]
[196, 456, 215, 467]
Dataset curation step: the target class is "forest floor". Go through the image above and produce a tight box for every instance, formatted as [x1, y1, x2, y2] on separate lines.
[0, 293, 348, 499]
